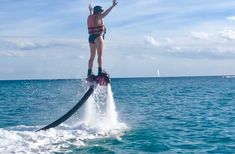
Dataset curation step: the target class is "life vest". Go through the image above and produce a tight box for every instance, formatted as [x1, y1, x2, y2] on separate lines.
[87, 15, 105, 35]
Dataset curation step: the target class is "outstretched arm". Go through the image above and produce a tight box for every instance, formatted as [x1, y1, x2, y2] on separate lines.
[89, 4, 93, 15]
[101, 0, 118, 18]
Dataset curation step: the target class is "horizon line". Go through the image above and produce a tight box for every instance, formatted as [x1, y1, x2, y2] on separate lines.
[0, 75, 234, 81]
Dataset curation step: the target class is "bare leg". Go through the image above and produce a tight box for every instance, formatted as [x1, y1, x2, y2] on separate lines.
[95, 36, 104, 72]
[88, 43, 96, 71]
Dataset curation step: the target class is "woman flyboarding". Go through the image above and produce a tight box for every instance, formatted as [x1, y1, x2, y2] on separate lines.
[87, 0, 118, 78]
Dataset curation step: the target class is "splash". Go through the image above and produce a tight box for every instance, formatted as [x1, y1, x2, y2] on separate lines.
[0, 126, 88, 154]
[83, 84, 126, 134]
[0, 84, 127, 153]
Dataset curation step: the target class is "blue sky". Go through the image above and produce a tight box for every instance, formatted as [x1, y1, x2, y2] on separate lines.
[0, 0, 235, 79]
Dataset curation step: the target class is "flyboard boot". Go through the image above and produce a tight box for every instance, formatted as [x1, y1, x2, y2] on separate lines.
[86, 68, 110, 86]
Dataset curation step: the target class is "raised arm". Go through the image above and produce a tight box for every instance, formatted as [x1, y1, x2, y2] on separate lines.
[89, 4, 93, 15]
[101, 0, 118, 18]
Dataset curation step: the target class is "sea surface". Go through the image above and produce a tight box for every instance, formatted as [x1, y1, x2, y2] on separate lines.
[0, 76, 235, 153]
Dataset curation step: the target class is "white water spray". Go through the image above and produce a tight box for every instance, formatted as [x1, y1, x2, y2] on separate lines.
[84, 84, 120, 132]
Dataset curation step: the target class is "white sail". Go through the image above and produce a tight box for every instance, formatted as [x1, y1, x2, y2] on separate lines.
[157, 69, 160, 77]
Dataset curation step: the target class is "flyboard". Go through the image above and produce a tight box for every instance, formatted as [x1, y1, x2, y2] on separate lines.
[36, 72, 110, 132]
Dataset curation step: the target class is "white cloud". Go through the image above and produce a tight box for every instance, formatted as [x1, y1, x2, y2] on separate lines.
[4, 38, 42, 50]
[141, 32, 235, 59]
[219, 29, 235, 40]
[191, 31, 210, 40]
[3, 32, 232, 61]
[226, 16, 235, 21]
[164, 38, 173, 43]
[144, 36, 161, 46]
[1, 37, 85, 50]
[0, 51, 26, 57]
[172, 46, 182, 51]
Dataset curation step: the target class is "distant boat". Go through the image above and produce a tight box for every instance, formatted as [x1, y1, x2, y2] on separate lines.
[157, 69, 160, 77]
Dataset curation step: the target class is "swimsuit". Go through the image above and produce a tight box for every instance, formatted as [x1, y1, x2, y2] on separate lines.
[88, 33, 105, 44]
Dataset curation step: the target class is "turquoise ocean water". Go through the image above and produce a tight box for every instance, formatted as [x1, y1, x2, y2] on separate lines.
[0, 76, 235, 153]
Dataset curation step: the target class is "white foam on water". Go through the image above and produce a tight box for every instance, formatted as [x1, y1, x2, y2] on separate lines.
[0, 84, 128, 154]
[0, 125, 90, 154]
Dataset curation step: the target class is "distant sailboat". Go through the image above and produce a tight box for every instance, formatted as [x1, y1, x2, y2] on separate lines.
[157, 69, 160, 77]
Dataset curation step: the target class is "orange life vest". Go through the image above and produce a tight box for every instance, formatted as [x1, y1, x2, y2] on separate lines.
[87, 15, 105, 35]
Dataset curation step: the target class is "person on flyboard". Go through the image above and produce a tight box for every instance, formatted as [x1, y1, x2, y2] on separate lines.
[86, 0, 118, 85]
